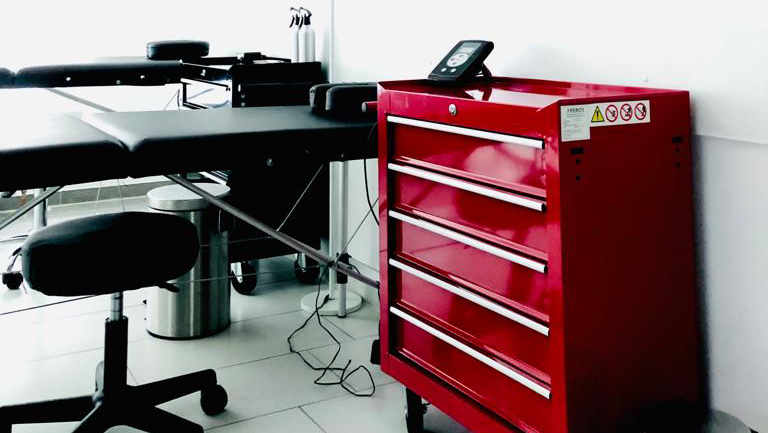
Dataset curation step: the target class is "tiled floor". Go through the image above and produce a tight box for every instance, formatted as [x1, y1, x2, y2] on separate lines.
[0, 198, 469, 432]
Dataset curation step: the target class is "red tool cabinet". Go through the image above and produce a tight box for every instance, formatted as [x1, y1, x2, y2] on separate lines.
[377, 78, 701, 433]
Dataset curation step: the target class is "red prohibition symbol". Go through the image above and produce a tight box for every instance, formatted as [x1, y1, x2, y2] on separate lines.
[634, 102, 648, 120]
[620, 103, 633, 121]
[605, 104, 619, 123]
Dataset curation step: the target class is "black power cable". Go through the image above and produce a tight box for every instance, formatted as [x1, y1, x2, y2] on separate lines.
[362, 122, 379, 226]
[287, 121, 382, 396]
[287, 263, 376, 396]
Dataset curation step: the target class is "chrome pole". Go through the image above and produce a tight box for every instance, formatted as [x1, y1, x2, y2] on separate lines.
[165, 174, 379, 289]
[0, 186, 63, 232]
[110, 292, 123, 320]
[32, 189, 48, 231]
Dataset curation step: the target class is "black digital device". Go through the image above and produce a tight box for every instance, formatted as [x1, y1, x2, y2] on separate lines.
[428, 40, 494, 84]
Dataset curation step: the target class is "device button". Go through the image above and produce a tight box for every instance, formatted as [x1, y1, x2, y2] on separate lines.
[441, 68, 447, 72]
[450, 68, 456, 73]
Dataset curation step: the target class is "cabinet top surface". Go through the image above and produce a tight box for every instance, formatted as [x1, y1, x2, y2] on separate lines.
[379, 78, 685, 108]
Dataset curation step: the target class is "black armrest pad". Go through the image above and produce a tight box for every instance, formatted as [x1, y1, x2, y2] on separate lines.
[0, 68, 14, 88]
[14, 57, 182, 88]
[0, 115, 130, 191]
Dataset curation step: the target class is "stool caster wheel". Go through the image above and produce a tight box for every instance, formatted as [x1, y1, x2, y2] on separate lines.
[404, 388, 426, 433]
[294, 253, 320, 285]
[230, 262, 257, 295]
[2, 272, 23, 290]
[200, 384, 228, 416]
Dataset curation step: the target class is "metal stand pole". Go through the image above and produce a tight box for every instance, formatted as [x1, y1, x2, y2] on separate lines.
[32, 189, 48, 231]
[0, 187, 62, 233]
[300, 161, 363, 317]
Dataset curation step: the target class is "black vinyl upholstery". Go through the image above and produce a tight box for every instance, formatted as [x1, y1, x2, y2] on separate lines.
[84, 106, 377, 177]
[13, 57, 182, 88]
[0, 68, 14, 88]
[21, 212, 199, 296]
[146, 40, 209, 60]
[0, 107, 375, 192]
[0, 115, 130, 191]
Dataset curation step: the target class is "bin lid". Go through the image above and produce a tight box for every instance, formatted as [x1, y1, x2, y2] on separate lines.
[147, 183, 230, 212]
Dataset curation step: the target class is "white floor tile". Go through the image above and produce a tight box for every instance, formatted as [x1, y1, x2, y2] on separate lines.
[0, 348, 137, 406]
[308, 336, 395, 393]
[128, 310, 351, 384]
[302, 382, 470, 433]
[0, 305, 148, 366]
[230, 280, 316, 323]
[326, 300, 380, 339]
[157, 353, 350, 429]
[0, 197, 431, 433]
[207, 408, 324, 433]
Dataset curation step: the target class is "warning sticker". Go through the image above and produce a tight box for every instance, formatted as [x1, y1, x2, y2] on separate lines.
[591, 106, 605, 123]
[560, 99, 651, 142]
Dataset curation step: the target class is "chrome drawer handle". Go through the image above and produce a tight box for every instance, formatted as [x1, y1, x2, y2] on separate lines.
[391, 306, 551, 399]
[390, 259, 549, 336]
[387, 115, 544, 150]
[389, 210, 547, 274]
[388, 163, 545, 212]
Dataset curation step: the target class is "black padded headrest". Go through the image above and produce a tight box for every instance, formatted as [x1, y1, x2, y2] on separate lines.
[147, 40, 210, 60]
[309, 82, 377, 119]
[0, 68, 14, 88]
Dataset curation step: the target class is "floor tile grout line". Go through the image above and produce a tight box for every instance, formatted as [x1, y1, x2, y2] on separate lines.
[202, 407, 300, 431]
[127, 367, 139, 385]
[0, 296, 149, 325]
[1, 345, 105, 370]
[324, 315, 363, 341]
[198, 388, 353, 433]
[128, 342, 349, 385]
[1, 304, 377, 369]
[305, 350, 345, 384]
[228, 306, 304, 324]
[299, 405, 331, 433]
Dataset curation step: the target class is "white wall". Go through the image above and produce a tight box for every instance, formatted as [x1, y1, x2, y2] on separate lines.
[0, 0, 331, 112]
[0, 0, 331, 192]
[331, 0, 768, 429]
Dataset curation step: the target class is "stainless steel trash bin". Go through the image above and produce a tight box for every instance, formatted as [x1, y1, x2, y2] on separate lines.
[145, 183, 231, 339]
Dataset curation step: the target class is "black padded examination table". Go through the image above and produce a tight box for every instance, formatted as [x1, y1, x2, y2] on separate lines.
[0, 115, 130, 192]
[0, 68, 14, 88]
[0, 107, 378, 289]
[85, 106, 376, 177]
[0, 53, 378, 291]
[0, 107, 374, 190]
[11, 57, 182, 88]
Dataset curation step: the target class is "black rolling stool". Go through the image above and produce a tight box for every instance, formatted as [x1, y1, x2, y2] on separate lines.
[0, 212, 228, 433]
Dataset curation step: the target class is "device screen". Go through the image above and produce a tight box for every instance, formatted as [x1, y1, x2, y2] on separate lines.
[446, 42, 481, 67]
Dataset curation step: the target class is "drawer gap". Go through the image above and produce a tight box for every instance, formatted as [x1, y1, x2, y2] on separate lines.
[391, 156, 547, 200]
[394, 204, 548, 262]
[390, 209, 549, 271]
[393, 253, 550, 323]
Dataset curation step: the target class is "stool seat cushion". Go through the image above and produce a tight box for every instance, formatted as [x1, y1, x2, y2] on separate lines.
[21, 212, 199, 296]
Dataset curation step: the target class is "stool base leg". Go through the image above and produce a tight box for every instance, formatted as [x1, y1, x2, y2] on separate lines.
[0, 312, 225, 432]
[0, 395, 94, 428]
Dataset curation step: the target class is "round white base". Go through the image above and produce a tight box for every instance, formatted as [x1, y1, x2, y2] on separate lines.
[300, 291, 364, 317]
